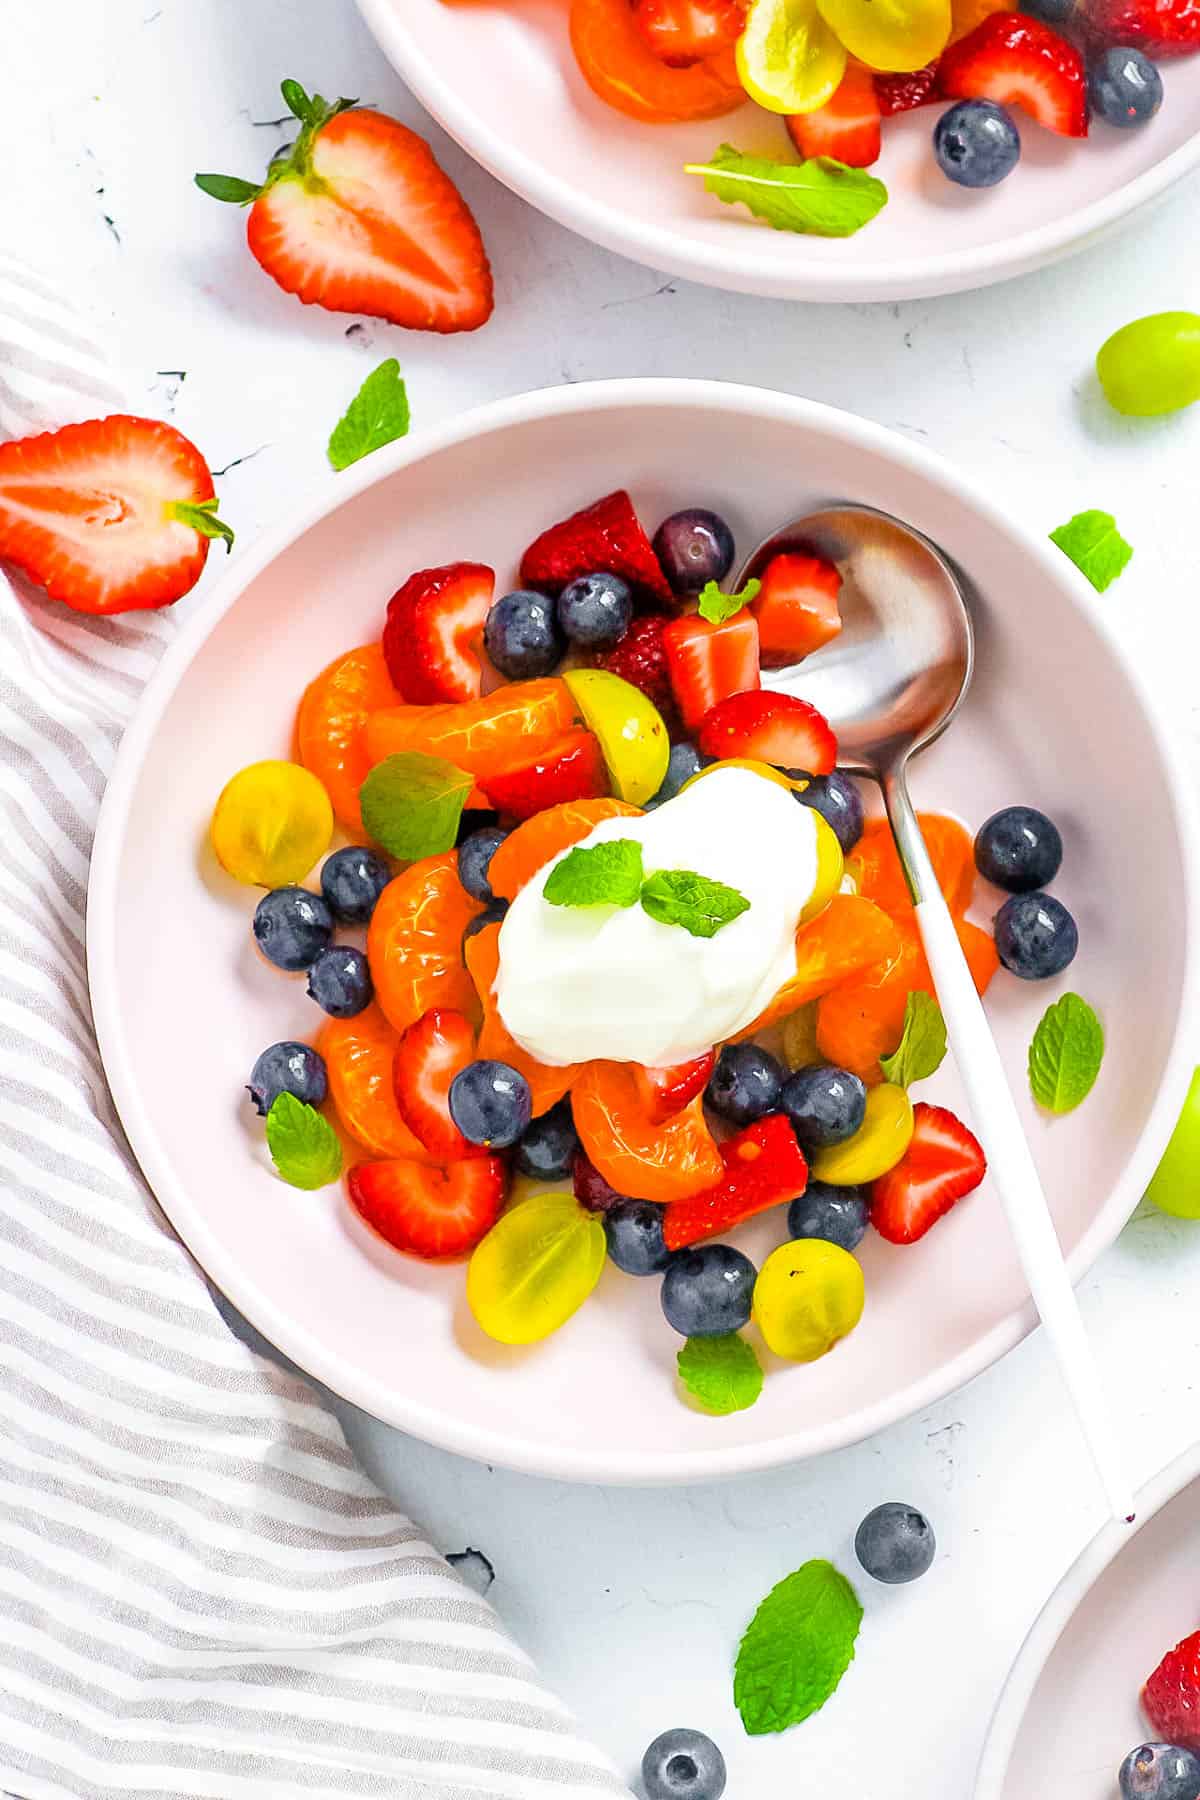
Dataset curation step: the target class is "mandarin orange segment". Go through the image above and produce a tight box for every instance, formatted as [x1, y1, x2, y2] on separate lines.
[950, 0, 1013, 40]
[463, 923, 581, 1115]
[319, 1003, 435, 1163]
[367, 852, 483, 1035]
[488, 796, 643, 901]
[572, 1060, 724, 1203]
[364, 679, 580, 781]
[849, 813, 976, 919]
[570, 0, 746, 122]
[296, 645, 403, 835]
[735, 895, 903, 1038]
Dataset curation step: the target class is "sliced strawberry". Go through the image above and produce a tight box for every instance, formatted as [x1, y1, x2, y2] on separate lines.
[393, 1008, 484, 1161]
[1142, 1630, 1200, 1754]
[697, 688, 836, 775]
[875, 61, 941, 114]
[662, 612, 760, 733]
[750, 552, 843, 668]
[633, 1050, 716, 1123]
[938, 14, 1088, 136]
[592, 614, 680, 732]
[662, 1114, 808, 1250]
[632, 0, 746, 64]
[1081, 0, 1200, 53]
[787, 63, 881, 167]
[519, 489, 674, 607]
[480, 728, 608, 819]
[382, 562, 494, 704]
[347, 1154, 506, 1259]
[869, 1102, 986, 1245]
[0, 414, 231, 615]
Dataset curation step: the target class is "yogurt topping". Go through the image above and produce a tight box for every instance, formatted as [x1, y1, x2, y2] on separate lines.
[494, 766, 820, 1068]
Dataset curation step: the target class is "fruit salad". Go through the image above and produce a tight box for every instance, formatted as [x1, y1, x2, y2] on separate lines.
[210, 486, 1084, 1411]
[1117, 1631, 1200, 1798]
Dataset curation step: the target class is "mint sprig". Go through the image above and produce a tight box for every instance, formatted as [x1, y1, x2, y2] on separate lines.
[359, 752, 474, 860]
[1049, 510, 1133, 593]
[266, 1092, 342, 1190]
[641, 869, 750, 939]
[879, 991, 947, 1089]
[697, 576, 761, 625]
[1028, 993, 1104, 1114]
[734, 1559, 863, 1736]
[686, 146, 887, 239]
[678, 1334, 762, 1415]
[543, 839, 645, 909]
[328, 358, 411, 471]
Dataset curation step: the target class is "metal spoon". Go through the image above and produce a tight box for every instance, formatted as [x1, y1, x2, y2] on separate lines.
[737, 503, 1132, 1524]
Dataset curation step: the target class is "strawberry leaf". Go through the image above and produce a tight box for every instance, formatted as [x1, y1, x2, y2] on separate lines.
[172, 497, 235, 552]
[686, 146, 888, 239]
[359, 752, 474, 860]
[328, 359, 411, 472]
[194, 172, 262, 205]
[281, 77, 315, 122]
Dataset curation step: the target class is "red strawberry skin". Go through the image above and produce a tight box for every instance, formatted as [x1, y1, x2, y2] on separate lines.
[393, 1008, 483, 1161]
[1143, 1631, 1200, 1753]
[520, 490, 674, 607]
[382, 562, 494, 704]
[869, 1103, 986, 1245]
[662, 612, 761, 733]
[1082, 0, 1200, 52]
[938, 14, 1088, 137]
[663, 1114, 808, 1250]
[347, 1154, 506, 1258]
[480, 729, 608, 819]
[787, 63, 882, 167]
[750, 552, 843, 668]
[697, 689, 837, 776]
[875, 61, 941, 114]
[593, 614, 680, 731]
[634, 1051, 716, 1123]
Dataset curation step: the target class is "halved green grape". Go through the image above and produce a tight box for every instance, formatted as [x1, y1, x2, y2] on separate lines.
[467, 1193, 607, 1344]
[562, 667, 669, 807]
[810, 1081, 914, 1184]
[210, 759, 333, 887]
[1145, 1066, 1200, 1218]
[816, 0, 951, 71]
[737, 0, 848, 115]
[753, 1238, 865, 1360]
[1097, 312, 1200, 418]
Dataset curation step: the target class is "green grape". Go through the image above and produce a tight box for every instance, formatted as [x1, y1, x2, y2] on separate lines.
[1096, 312, 1200, 418]
[1145, 1066, 1200, 1219]
[467, 1193, 606, 1344]
[753, 1238, 865, 1362]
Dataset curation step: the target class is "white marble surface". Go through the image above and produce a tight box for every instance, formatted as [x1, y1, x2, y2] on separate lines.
[13, 1, 1200, 1794]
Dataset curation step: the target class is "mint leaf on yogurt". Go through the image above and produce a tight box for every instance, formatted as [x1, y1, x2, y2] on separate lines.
[543, 838, 645, 909]
[1028, 992, 1104, 1113]
[266, 1092, 342, 1190]
[697, 576, 761, 625]
[359, 752, 474, 860]
[686, 146, 888, 238]
[641, 868, 750, 939]
[735, 1558, 863, 1736]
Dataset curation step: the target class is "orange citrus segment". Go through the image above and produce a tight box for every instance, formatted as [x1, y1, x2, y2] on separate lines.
[735, 894, 902, 1038]
[488, 796, 643, 901]
[367, 853, 482, 1035]
[572, 1060, 724, 1202]
[320, 1003, 435, 1163]
[463, 923, 581, 1116]
[848, 813, 976, 919]
[364, 679, 580, 780]
[296, 645, 403, 835]
[570, 0, 746, 122]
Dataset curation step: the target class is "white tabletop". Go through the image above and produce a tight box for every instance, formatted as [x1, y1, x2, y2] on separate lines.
[14, 1, 1200, 1793]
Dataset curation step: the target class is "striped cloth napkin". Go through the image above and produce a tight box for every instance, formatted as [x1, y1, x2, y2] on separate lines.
[0, 251, 627, 1800]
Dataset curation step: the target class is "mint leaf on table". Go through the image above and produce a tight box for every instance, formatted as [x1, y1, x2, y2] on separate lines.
[641, 869, 750, 939]
[734, 1558, 863, 1736]
[697, 576, 761, 625]
[328, 358, 411, 472]
[1028, 993, 1104, 1114]
[1049, 511, 1133, 593]
[686, 146, 887, 239]
[678, 1334, 762, 1415]
[266, 1093, 342, 1190]
[359, 752, 474, 860]
[879, 991, 947, 1088]
[543, 839, 645, 909]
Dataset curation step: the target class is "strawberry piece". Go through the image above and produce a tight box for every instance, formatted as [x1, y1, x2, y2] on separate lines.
[869, 1103, 986, 1245]
[1143, 1630, 1200, 1753]
[633, 1050, 716, 1123]
[347, 1154, 506, 1259]
[393, 1008, 484, 1161]
[662, 612, 760, 733]
[519, 489, 674, 607]
[382, 562, 495, 704]
[1081, 0, 1200, 53]
[698, 688, 837, 775]
[938, 14, 1088, 137]
[592, 614, 680, 731]
[874, 61, 941, 114]
[787, 63, 882, 168]
[0, 414, 230, 615]
[750, 552, 843, 668]
[632, 0, 746, 65]
[662, 1114, 809, 1250]
[479, 728, 608, 820]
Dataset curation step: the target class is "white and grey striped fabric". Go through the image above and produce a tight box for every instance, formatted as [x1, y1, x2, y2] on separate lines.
[0, 252, 628, 1800]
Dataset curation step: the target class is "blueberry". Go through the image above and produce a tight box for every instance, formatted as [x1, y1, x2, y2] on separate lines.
[641, 1728, 727, 1800]
[306, 944, 373, 1018]
[1119, 1742, 1200, 1800]
[793, 770, 864, 853]
[781, 1065, 867, 1150]
[788, 1181, 869, 1252]
[320, 846, 391, 924]
[556, 571, 633, 649]
[464, 898, 509, 943]
[253, 886, 334, 971]
[974, 805, 1063, 893]
[449, 1059, 532, 1148]
[247, 1041, 328, 1116]
[994, 891, 1078, 979]
[515, 1098, 579, 1182]
[706, 1043, 784, 1125]
[653, 509, 736, 597]
[934, 99, 1021, 187]
[646, 741, 709, 809]
[483, 589, 564, 680]
[855, 1502, 936, 1584]
[661, 1244, 756, 1337]
[458, 825, 509, 903]
[1020, 0, 1076, 21]
[605, 1199, 672, 1275]
[573, 1150, 625, 1213]
[1090, 46, 1163, 125]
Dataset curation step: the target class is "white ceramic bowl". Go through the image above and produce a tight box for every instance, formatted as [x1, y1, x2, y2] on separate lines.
[976, 1441, 1200, 1799]
[360, 0, 1200, 303]
[88, 379, 1197, 1484]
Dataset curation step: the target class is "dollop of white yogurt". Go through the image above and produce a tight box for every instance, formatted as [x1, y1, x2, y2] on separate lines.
[494, 766, 820, 1068]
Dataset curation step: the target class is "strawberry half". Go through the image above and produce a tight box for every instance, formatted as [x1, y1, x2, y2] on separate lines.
[347, 1154, 506, 1259]
[632, 0, 746, 64]
[750, 552, 843, 668]
[697, 689, 837, 775]
[480, 728, 608, 819]
[592, 614, 682, 736]
[1081, 0, 1200, 54]
[382, 562, 495, 704]
[0, 414, 231, 615]
[662, 1114, 808, 1250]
[633, 1050, 716, 1123]
[393, 1009, 484, 1161]
[662, 612, 760, 733]
[519, 490, 674, 607]
[869, 1102, 986, 1245]
[938, 14, 1088, 137]
[1142, 1630, 1200, 1754]
[875, 61, 941, 114]
[787, 63, 882, 167]
[196, 80, 493, 333]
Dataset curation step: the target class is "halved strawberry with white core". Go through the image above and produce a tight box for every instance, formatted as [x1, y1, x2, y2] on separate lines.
[347, 1154, 506, 1259]
[633, 1051, 716, 1123]
[662, 612, 760, 733]
[196, 81, 493, 332]
[0, 414, 231, 615]
[938, 15, 1088, 136]
[632, 0, 746, 64]
[698, 689, 837, 775]
[382, 562, 495, 704]
[787, 63, 882, 167]
[393, 1009, 484, 1161]
[869, 1102, 986, 1244]
[750, 552, 843, 667]
[519, 489, 675, 607]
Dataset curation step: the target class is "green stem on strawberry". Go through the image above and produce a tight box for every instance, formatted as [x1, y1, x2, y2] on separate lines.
[194, 79, 357, 204]
[171, 496, 235, 551]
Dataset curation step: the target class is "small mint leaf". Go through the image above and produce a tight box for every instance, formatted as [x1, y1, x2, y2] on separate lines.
[543, 839, 645, 909]
[697, 576, 761, 625]
[735, 1559, 863, 1736]
[359, 752, 474, 860]
[1028, 993, 1104, 1114]
[328, 359, 411, 472]
[1049, 511, 1133, 593]
[172, 497, 235, 552]
[641, 868, 750, 939]
[685, 146, 887, 239]
[194, 172, 262, 205]
[879, 991, 947, 1089]
[266, 1092, 342, 1190]
[678, 1335, 762, 1415]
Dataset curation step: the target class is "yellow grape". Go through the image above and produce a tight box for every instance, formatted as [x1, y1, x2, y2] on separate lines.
[753, 1238, 865, 1361]
[816, 0, 952, 71]
[467, 1194, 606, 1345]
[810, 1082, 914, 1184]
[211, 760, 333, 887]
